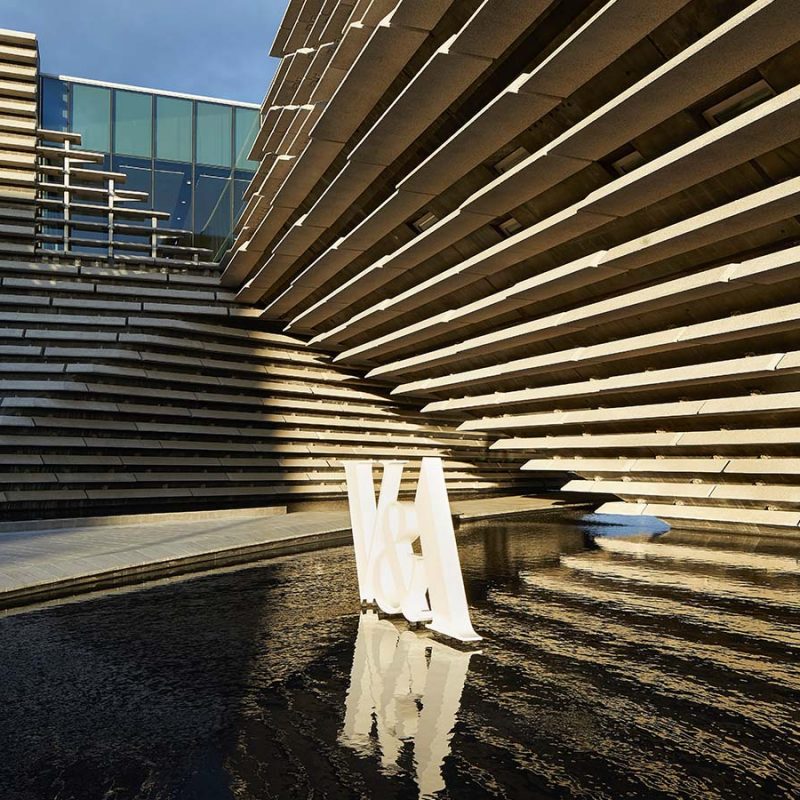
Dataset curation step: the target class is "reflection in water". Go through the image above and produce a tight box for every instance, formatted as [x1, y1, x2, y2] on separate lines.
[1, 513, 799, 799]
[340, 611, 476, 798]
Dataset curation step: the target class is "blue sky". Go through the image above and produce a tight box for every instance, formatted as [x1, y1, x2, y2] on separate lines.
[2, 0, 284, 104]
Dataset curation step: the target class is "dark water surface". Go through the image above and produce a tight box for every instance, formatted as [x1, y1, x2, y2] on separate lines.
[2, 513, 799, 799]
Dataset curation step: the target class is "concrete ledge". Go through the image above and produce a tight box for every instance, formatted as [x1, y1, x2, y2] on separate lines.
[0, 504, 288, 534]
[0, 525, 352, 612]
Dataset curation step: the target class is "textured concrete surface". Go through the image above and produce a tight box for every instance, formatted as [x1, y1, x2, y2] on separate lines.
[0, 510, 352, 609]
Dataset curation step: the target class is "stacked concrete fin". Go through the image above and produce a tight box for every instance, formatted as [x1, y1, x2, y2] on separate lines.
[0, 29, 531, 520]
[223, 0, 800, 533]
[0, 254, 528, 519]
[0, 29, 37, 261]
[36, 128, 217, 265]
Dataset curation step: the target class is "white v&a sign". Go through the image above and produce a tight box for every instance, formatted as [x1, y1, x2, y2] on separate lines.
[343, 457, 481, 642]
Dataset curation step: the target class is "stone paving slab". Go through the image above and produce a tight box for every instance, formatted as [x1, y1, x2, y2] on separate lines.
[453, 493, 588, 519]
[0, 511, 353, 608]
[0, 495, 591, 609]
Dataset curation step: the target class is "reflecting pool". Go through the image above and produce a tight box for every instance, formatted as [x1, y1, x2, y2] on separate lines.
[2, 513, 799, 799]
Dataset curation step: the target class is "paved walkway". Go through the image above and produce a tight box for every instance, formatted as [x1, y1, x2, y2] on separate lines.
[0, 495, 589, 609]
[453, 494, 584, 519]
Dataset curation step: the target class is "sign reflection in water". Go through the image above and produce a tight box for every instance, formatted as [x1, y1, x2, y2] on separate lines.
[339, 610, 477, 798]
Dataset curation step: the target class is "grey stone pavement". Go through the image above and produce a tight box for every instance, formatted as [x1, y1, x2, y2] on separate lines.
[0, 495, 587, 607]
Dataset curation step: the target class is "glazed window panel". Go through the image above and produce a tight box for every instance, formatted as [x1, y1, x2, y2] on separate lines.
[233, 173, 251, 221]
[195, 166, 231, 254]
[114, 90, 153, 157]
[156, 96, 193, 162]
[196, 102, 232, 167]
[41, 76, 69, 132]
[154, 160, 193, 232]
[112, 155, 153, 208]
[235, 107, 259, 170]
[72, 83, 111, 151]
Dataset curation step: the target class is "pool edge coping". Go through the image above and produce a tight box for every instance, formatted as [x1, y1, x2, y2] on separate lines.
[0, 501, 595, 613]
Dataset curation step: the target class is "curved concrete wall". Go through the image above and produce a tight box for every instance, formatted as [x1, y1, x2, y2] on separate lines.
[0, 253, 531, 519]
[222, 0, 800, 532]
[0, 28, 532, 520]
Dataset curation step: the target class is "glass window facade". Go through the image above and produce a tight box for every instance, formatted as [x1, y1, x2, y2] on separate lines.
[41, 76, 69, 131]
[114, 90, 152, 157]
[233, 173, 252, 221]
[196, 102, 232, 167]
[154, 161, 193, 231]
[235, 107, 259, 170]
[40, 75, 259, 258]
[112, 156, 153, 208]
[72, 84, 111, 152]
[195, 166, 232, 253]
[156, 96, 193, 162]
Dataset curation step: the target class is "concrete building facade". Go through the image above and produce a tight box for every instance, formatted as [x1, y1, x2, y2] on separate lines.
[2, 0, 800, 533]
[221, 0, 800, 533]
[0, 26, 529, 521]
